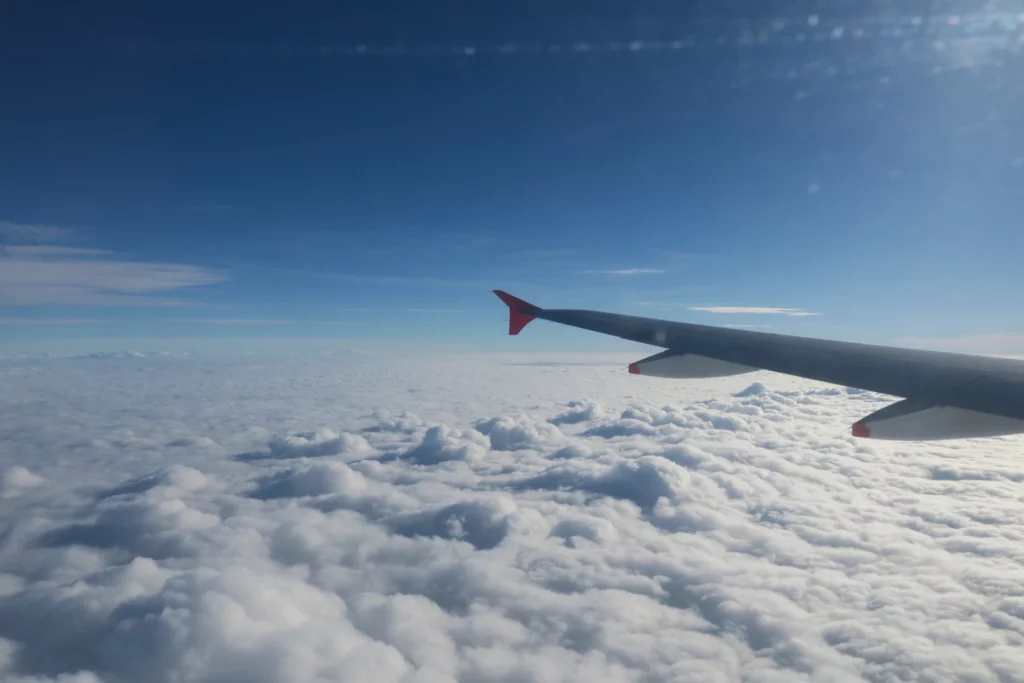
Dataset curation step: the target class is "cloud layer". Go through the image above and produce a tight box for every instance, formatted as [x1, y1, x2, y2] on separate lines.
[1, 353, 1023, 682]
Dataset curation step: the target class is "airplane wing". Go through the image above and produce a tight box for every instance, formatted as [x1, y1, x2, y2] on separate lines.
[493, 290, 1024, 440]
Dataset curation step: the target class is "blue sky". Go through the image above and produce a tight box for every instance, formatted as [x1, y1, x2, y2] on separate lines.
[3, 2, 1024, 354]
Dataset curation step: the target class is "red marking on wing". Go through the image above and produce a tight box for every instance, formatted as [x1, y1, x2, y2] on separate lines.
[628, 363, 641, 375]
[852, 422, 871, 438]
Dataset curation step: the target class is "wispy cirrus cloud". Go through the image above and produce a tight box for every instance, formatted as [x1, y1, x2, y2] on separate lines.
[689, 306, 820, 316]
[180, 200, 234, 213]
[895, 333, 1024, 354]
[0, 318, 347, 326]
[582, 268, 665, 275]
[0, 241, 226, 306]
[170, 319, 295, 325]
[0, 318, 102, 325]
[4, 246, 109, 257]
[338, 308, 467, 313]
[0, 221, 73, 246]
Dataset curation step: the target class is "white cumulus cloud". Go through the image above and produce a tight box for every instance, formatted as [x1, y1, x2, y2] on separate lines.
[0, 352, 1023, 682]
[1, 467, 45, 499]
[266, 428, 373, 460]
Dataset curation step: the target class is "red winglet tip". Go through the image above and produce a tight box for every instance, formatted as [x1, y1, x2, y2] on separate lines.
[494, 290, 539, 336]
[508, 312, 533, 335]
[628, 363, 641, 375]
[852, 423, 871, 438]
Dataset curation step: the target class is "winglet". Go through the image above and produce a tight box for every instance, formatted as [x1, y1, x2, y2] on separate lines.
[493, 290, 540, 335]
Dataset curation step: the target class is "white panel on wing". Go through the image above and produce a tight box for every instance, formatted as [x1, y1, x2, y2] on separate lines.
[629, 352, 756, 379]
[854, 404, 1024, 440]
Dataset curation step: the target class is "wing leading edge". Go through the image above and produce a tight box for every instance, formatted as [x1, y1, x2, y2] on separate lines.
[493, 290, 1024, 440]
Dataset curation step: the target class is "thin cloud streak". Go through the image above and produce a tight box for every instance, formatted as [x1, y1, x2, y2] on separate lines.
[0, 318, 103, 325]
[170, 319, 296, 325]
[0, 318, 363, 326]
[338, 308, 467, 313]
[0, 243, 227, 306]
[3, 246, 110, 257]
[895, 333, 1024, 354]
[582, 268, 665, 275]
[690, 306, 820, 316]
[0, 221, 73, 245]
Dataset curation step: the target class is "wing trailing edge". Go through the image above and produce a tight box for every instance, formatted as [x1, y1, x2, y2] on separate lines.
[852, 399, 1024, 440]
[629, 350, 756, 378]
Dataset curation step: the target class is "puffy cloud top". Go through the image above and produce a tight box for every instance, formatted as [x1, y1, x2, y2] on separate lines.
[1, 354, 1023, 682]
[268, 429, 373, 460]
[2, 467, 44, 499]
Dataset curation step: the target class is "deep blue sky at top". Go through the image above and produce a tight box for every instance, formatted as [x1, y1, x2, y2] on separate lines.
[2, 1, 1023, 353]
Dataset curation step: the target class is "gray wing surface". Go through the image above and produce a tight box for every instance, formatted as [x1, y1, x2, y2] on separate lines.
[494, 290, 1024, 439]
